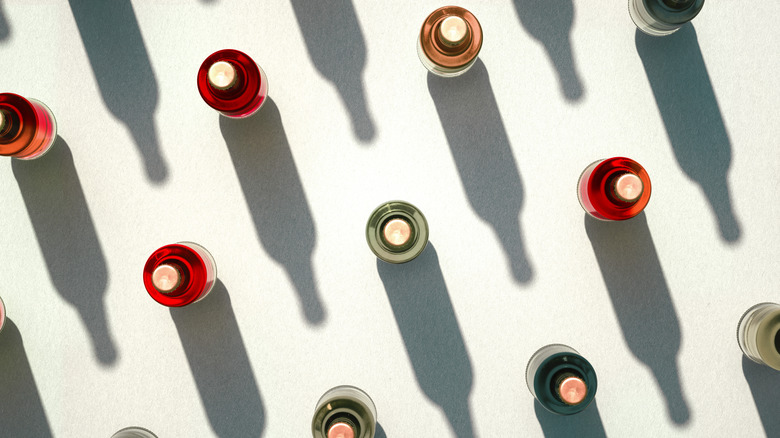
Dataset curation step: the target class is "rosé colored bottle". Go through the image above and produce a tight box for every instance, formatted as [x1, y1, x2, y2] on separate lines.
[312, 385, 377, 438]
[0, 93, 57, 159]
[417, 6, 483, 77]
[629, 0, 705, 37]
[197, 49, 268, 118]
[737, 303, 780, 371]
[0, 296, 6, 336]
[526, 344, 598, 415]
[143, 242, 217, 307]
[578, 157, 651, 221]
[111, 427, 158, 438]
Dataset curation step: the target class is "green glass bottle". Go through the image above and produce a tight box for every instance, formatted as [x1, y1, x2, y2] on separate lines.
[366, 201, 429, 264]
[738, 303, 780, 371]
[311, 385, 377, 438]
[629, 0, 705, 36]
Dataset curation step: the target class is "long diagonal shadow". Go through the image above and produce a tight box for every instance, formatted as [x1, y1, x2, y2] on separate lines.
[12, 137, 117, 365]
[67, 0, 168, 183]
[428, 60, 533, 284]
[0, 320, 53, 437]
[0, 0, 9, 42]
[289, 0, 376, 143]
[585, 213, 690, 425]
[742, 356, 780, 437]
[171, 280, 266, 438]
[636, 24, 740, 243]
[377, 244, 475, 438]
[512, 0, 584, 101]
[534, 400, 607, 438]
[219, 99, 325, 325]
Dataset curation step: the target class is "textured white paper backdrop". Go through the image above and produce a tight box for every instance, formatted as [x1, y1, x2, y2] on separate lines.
[0, 1, 778, 437]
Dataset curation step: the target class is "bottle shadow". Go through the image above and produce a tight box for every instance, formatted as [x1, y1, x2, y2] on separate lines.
[375, 422, 387, 438]
[219, 98, 325, 325]
[427, 60, 533, 284]
[742, 356, 780, 437]
[377, 244, 476, 438]
[170, 280, 266, 438]
[12, 137, 117, 365]
[584, 213, 690, 425]
[289, 0, 376, 143]
[636, 24, 740, 243]
[0, 319, 53, 437]
[534, 400, 607, 438]
[0, 0, 9, 42]
[67, 0, 168, 183]
[512, 0, 584, 101]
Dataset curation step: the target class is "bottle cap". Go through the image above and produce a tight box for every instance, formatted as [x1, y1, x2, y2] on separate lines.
[383, 218, 412, 247]
[208, 61, 238, 90]
[152, 264, 181, 293]
[328, 422, 355, 438]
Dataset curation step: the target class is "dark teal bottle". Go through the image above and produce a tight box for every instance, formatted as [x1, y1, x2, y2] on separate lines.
[526, 344, 598, 415]
[629, 0, 705, 36]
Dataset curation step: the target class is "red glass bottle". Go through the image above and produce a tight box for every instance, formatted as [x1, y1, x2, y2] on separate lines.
[578, 157, 651, 221]
[0, 93, 57, 159]
[197, 49, 268, 118]
[143, 242, 217, 307]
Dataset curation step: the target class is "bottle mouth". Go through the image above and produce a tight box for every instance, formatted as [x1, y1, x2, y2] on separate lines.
[208, 61, 238, 90]
[438, 15, 469, 47]
[382, 218, 412, 247]
[612, 172, 644, 202]
[152, 264, 182, 293]
[327, 422, 355, 438]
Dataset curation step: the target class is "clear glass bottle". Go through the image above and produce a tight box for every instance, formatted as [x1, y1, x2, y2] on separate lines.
[0, 93, 57, 159]
[143, 242, 217, 307]
[111, 427, 158, 438]
[312, 385, 376, 438]
[366, 200, 429, 264]
[578, 157, 651, 221]
[526, 344, 598, 415]
[197, 49, 268, 118]
[629, 0, 705, 37]
[417, 6, 483, 77]
[737, 303, 780, 371]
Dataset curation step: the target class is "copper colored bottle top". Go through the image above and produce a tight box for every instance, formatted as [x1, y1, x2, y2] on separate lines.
[383, 218, 412, 247]
[557, 376, 588, 405]
[327, 422, 355, 438]
[419, 6, 482, 70]
[612, 173, 644, 202]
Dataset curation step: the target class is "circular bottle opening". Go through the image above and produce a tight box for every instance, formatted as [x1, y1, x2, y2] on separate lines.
[382, 218, 412, 247]
[328, 422, 355, 438]
[208, 61, 238, 90]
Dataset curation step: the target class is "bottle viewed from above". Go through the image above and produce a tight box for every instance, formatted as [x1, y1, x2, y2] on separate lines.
[738, 302, 780, 371]
[418, 6, 483, 77]
[0, 93, 57, 159]
[366, 200, 429, 264]
[312, 385, 377, 438]
[629, 0, 705, 36]
[143, 242, 217, 307]
[578, 157, 651, 221]
[526, 344, 598, 415]
[197, 49, 268, 118]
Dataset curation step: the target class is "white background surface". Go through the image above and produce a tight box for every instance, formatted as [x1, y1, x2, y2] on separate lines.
[1, 1, 779, 437]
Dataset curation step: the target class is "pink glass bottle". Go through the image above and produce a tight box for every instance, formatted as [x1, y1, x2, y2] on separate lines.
[0, 296, 6, 335]
[578, 157, 651, 221]
[143, 242, 217, 307]
[197, 49, 268, 118]
[0, 93, 57, 159]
